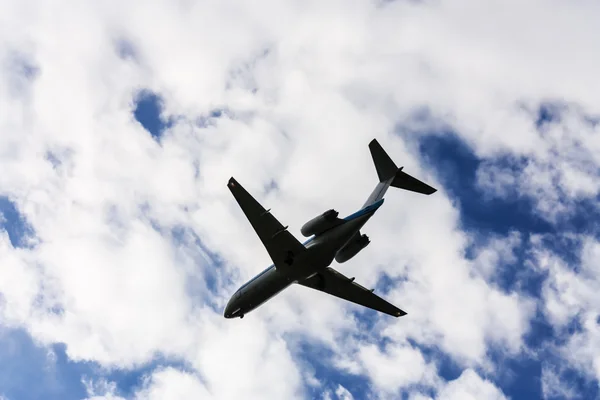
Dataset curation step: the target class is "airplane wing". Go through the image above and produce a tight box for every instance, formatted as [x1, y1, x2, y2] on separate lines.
[227, 177, 306, 270]
[296, 267, 406, 317]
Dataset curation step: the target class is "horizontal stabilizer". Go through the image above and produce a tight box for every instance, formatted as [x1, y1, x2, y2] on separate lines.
[392, 169, 437, 195]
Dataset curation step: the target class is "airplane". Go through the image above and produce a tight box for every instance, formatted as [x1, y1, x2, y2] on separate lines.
[223, 139, 437, 319]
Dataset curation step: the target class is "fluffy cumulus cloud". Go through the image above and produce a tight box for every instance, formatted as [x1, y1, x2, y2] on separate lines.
[0, 0, 599, 399]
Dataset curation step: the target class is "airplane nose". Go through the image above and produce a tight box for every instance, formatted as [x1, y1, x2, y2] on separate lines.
[224, 299, 234, 318]
[224, 294, 240, 319]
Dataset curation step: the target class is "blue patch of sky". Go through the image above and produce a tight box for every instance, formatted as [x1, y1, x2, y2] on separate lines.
[374, 273, 394, 294]
[0, 329, 90, 400]
[536, 233, 584, 269]
[535, 102, 565, 129]
[556, 197, 600, 239]
[349, 305, 384, 333]
[409, 102, 599, 245]
[417, 132, 553, 236]
[0, 196, 35, 248]
[498, 254, 546, 299]
[291, 339, 372, 399]
[132, 89, 231, 137]
[486, 236, 592, 397]
[374, 273, 410, 295]
[554, 366, 599, 400]
[405, 339, 462, 382]
[0, 328, 199, 399]
[392, 102, 600, 398]
[133, 90, 174, 141]
[488, 347, 544, 400]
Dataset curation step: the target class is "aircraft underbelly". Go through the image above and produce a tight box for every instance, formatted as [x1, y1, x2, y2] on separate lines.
[316, 214, 372, 256]
[237, 213, 374, 316]
[241, 267, 291, 312]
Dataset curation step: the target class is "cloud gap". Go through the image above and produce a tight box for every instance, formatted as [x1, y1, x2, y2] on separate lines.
[485, 345, 544, 400]
[417, 133, 553, 236]
[405, 339, 463, 382]
[0, 330, 90, 400]
[535, 102, 566, 129]
[133, 90, 174, 141]
[0, 196, 36, 249]
[306, 351, 370, 399]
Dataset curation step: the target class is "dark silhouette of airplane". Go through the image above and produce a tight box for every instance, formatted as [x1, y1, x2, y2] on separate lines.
[224, 139, 436, 319]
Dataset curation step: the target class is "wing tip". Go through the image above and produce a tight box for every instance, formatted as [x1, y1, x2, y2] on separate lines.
[228, 177, 239, 190]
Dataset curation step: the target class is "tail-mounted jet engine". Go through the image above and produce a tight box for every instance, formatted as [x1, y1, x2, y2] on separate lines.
[301, 209, 339, 237]
[335, 234, 370, 263]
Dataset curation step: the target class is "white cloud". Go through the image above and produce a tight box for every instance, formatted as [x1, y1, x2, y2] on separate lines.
[409, 394, 433, 400]
[535, 236, 600, 383]
[437, 369, 506, 400]
[374, 198, 534, 365]
[334, 385, 354, 400]
[541, 366, 579, 400]
[132, 368, 211, 400]
[356, 343, 439, 393]
[476, 105, 600, 222]
[471, 231, 521, 280]
[189, 313, 304, 399]
[83, 377, 125, 400]
[0, 0, 599, 398]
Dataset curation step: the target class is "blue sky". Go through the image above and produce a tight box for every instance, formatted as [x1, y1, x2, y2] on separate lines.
[124, 95, 600, 399]
[1, 1, 600, 399]
[0, 92, 596, 399]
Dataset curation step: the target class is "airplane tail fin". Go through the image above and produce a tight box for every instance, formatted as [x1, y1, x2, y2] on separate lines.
[369, 139, 437, 195]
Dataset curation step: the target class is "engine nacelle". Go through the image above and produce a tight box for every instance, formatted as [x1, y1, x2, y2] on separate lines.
[300, 209, 339, 237]
[335, 234, 370, 263]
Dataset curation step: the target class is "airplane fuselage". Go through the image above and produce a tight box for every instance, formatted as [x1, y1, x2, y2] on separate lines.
[223, 200, 383, 318]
